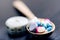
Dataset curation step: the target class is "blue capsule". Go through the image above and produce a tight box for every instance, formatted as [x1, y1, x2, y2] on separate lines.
[42, 24, 47, 29]
[42, 23, 52, 31]
[36, 22, 41, 26]
[47, 24, 52, 28]
[47, 27, 52, 32]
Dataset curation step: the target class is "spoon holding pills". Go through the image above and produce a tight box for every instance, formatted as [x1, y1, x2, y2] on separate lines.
[13, 0, 55, 33]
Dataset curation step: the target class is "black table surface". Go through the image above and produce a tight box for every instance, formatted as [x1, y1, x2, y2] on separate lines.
[0, 0, 60, 40]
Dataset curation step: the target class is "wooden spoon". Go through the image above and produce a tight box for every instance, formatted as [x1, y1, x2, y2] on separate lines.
[13, 0, 55, 33]
[13, 0, 37, 19]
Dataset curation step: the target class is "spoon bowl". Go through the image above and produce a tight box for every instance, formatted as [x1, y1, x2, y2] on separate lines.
[26, 18, 55, 38]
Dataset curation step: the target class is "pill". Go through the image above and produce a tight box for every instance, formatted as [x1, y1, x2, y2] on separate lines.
[47, 24, 52, 28]
[45, 19, 50, 22]
[29, 23, 37, 31]
[47, 27, 52, 32]
[31, 28, 36, 33]
[36, 27, 45, 33]
[36, 22, 41, 26]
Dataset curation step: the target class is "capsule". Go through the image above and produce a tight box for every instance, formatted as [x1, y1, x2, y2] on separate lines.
[47, 27, 52, 32]
[36, 27, 45, 33]
[29, 23, 37, 31]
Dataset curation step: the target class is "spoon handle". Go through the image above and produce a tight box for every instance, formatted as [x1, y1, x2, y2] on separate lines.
[13, 0, 37, 19]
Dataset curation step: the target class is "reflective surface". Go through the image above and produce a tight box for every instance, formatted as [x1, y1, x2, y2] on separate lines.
[0, 0, 60, 40]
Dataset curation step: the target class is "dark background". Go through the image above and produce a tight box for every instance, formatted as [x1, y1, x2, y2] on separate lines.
[0, 0, 60, 40]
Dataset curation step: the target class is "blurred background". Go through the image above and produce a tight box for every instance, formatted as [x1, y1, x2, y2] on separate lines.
[0, 0, 60, 40]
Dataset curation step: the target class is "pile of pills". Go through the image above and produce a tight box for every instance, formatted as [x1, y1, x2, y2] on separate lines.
[29, 19, 52, 33]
